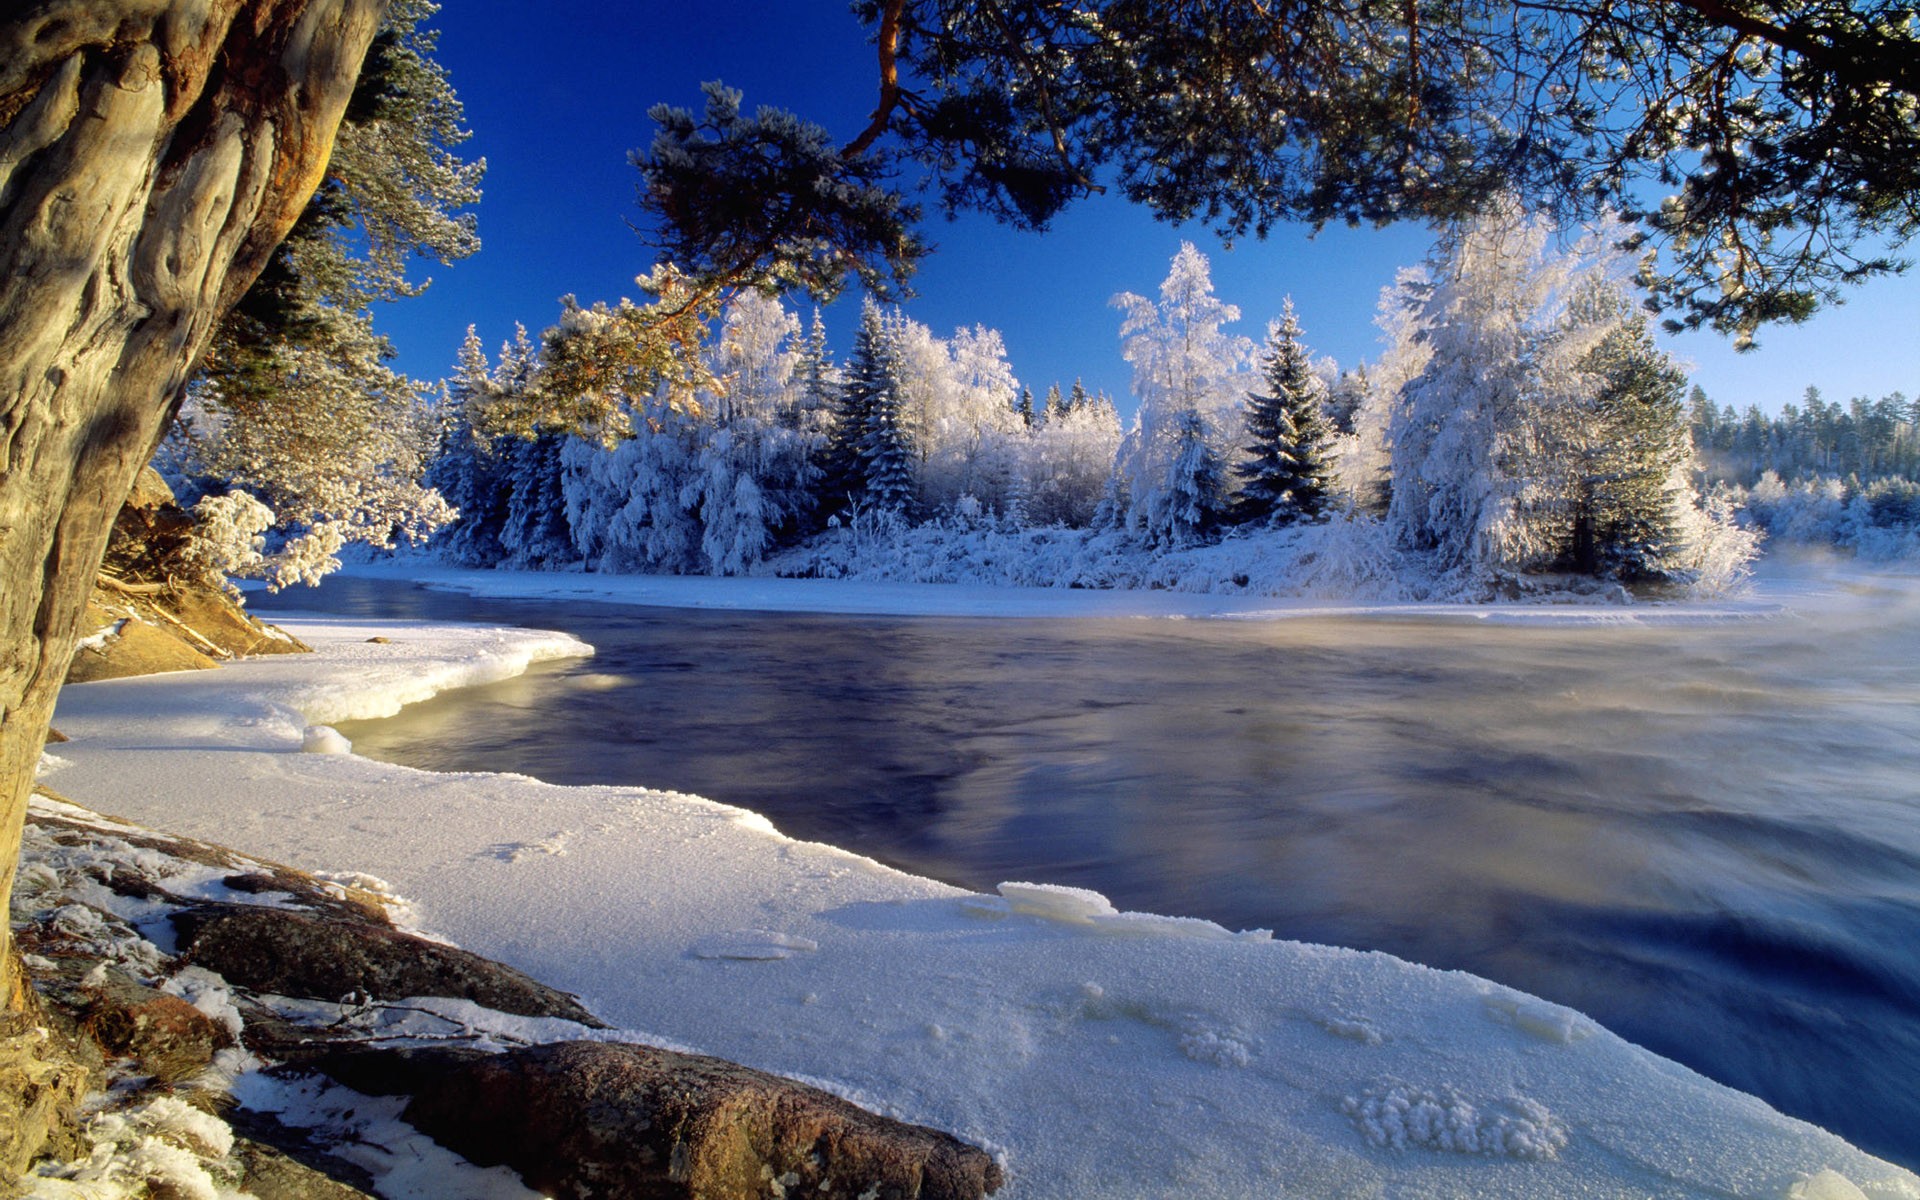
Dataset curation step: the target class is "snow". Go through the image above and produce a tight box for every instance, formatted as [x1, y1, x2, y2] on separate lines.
[46, 611, 1920, 1199]
[339, 558, 1784, 624]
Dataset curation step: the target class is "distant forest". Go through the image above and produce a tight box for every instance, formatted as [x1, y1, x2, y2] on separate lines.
[1692, 388, 1920, 487]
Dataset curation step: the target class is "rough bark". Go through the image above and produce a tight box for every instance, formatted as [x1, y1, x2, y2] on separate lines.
[0, 0, 383, 1170]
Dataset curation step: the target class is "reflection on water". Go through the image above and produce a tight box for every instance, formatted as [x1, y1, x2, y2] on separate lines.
[255, 573, 1920, 1169]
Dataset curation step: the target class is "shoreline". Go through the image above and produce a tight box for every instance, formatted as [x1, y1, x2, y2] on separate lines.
[308, 559, 1805, 625]
[43, 605, 1918, 1197]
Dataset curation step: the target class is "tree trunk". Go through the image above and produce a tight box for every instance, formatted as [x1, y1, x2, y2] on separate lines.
[0, 0, 381, 1173]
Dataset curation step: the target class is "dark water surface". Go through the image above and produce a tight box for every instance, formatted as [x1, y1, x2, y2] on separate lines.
[254, 573, 1920, 1169]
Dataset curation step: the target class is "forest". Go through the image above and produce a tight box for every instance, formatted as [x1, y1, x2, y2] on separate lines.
[164, 203, 1785, 600]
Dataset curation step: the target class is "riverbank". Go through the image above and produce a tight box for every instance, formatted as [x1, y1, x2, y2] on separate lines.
[329, 558, 1800, 622]
[43, 606, 1918, 1198]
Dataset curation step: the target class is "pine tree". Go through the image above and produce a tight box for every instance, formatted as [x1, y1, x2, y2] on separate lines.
[423, 326, 513, 565]
[1041, 383, 1065, 425]
[1017, 387, 1036, 427]
[1150, 409, 1226, 544]
[1571, 288, 1694, 581]
[859, 329, 918, 517]
[1066, 379, 1090, 414]
[1233, 301, 1337, 526]
[816, 300, 889, 518]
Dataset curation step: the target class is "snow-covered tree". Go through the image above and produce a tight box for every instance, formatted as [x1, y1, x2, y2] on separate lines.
[921, 323, 1026, 513]
[692, 292, 819, 573]
[1022, 391, 1124, 527]
[1111, 243, 1252, 542]
[816, 300, 895, 519]
[1138, 409, 1227, 544]
[859, 331, 919, 518]
[1234, 301, 1337, 525]
[1387, 204, 1610, 580]
[161, 305, 455, 587]
[425, 327, 519, 565]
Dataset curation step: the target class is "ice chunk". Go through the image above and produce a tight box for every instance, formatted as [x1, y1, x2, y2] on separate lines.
[996, 881, 1117, 922]
[300, 725, 352, 755]
[1483, 992, 1595, 1045]
[1788, 1170, 1869, 1200]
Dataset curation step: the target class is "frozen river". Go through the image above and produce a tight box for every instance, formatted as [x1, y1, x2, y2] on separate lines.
[255, 567, 1920, 1170]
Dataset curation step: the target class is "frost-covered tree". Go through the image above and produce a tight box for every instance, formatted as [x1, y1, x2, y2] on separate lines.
[921, 324, 1025, 513]
[1234, 301, 1337, 525]
[1112, 243, 1252, 542]
[693, 292, 820, 572]
[1022, 391, 1124, 527]
[1139, 409, 1227, 545]
[817, 301, 893, 517]
[1387, 204, 1609, 580]
[164, 0, 479, 585]
[425, 327, 518, 565]
[859, 331, 919, 518]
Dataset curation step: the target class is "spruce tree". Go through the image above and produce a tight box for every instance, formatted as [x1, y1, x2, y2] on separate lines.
[816, 300, 888, 518]
[1157, 409, 1227, 544]
[1017, 387, 1036, 427]
[858, 320, 918, 516]
[1067, 379, 1090, 414]
[1041, 383, 1064, 425]
[1575, 294, 1694, 581]
[1233, 301, 1336, 526]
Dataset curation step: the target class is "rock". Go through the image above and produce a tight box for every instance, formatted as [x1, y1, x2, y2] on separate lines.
[66, 602, 219, 683]
[61, 965, 229, 1081]
[229, 1133, 380, 1200]
[314, 1041, 1005, 1200]
[171, 904, 606, 1027]
[42, 728, 67, 745]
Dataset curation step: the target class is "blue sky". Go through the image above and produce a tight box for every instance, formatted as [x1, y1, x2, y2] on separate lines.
[379, 1, 1920, 417]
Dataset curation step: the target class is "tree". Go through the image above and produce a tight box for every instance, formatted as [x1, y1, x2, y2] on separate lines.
[161, 0, 479, 584]
[1111, 243, 1251, 542]
[635, 0, 1920, 347]
[1566, 285, 1697, 581]
[858, 336, 918, 518]
[1387, 202, 1609, 580]
[817, 300, 894, 518]
[0, 0, 386, 1163]
[1234, 301, 1338, 526]
[426, 328, 518, 566]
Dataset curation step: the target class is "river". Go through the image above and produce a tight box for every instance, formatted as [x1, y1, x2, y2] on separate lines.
[252, 567, 1920, 1169]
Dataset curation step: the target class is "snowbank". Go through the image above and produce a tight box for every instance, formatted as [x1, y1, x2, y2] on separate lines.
[335, 558, 1785, 624]
[49, 616, 1916, 1199]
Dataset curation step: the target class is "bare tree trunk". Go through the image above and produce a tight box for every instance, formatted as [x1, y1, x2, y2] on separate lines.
[0, 0, 381, 1172]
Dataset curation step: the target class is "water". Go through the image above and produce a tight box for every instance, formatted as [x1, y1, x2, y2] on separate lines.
[252, 571, 1920, 1169]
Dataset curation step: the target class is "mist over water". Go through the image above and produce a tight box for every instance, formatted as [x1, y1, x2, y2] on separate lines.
[256, 569, 1920, 1169]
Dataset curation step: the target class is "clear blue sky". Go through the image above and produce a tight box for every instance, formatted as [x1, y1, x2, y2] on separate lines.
[379, 1, 1920, 418]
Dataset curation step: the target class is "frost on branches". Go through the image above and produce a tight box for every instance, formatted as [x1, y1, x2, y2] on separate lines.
[416, 217, 1760, 600]
[1111, 242, 1253, 545]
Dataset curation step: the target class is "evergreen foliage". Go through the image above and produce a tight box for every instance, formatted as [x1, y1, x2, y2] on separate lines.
[1234, 302, 1337, 526]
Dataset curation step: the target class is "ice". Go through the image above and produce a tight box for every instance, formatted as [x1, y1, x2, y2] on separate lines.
[41, 607, 1920, 1200]
[300, 724, 351, 754]
[995, 881, 1118, 922]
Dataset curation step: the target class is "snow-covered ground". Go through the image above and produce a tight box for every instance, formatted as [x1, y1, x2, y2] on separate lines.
[45, 592, 1920, 1199]
[334, 558, 1791, 623]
